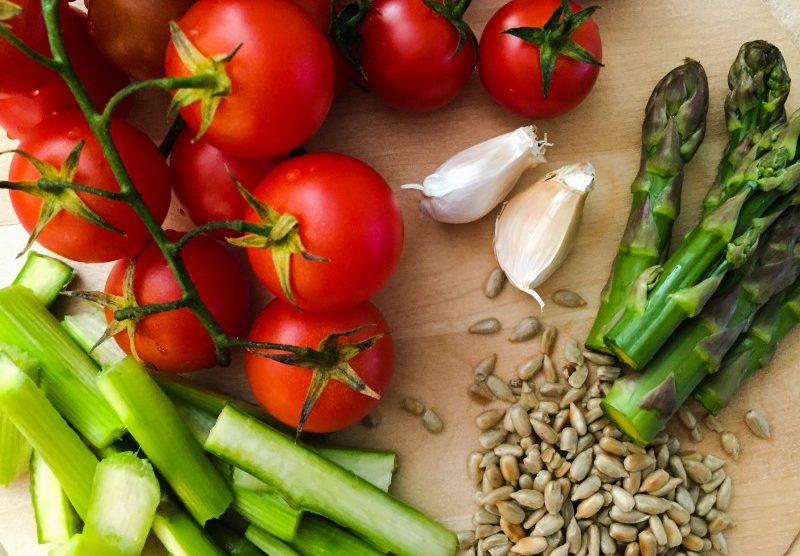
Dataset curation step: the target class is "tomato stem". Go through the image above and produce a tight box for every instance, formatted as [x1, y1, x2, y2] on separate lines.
[0, 19, 60, 70]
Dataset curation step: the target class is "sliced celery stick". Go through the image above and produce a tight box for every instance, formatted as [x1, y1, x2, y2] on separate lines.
[291, 514, 382, 556]
[206, 523, 263, 556]
[30, 451, 81, 544]
[79, 452, 160, 556]
[97, 357, 232, 524]
[206, 407, 457, 556]
[233, 487, 301, 541]
[13, 252, 75, 308]
[0, 344, 39, 486]
[62, 311, 126, 370]
[0, 353, 98, 517]
[48, 534, 82, 556]
[152, 497, 225, 556]
[245, 526, 301, 556]
[314, 447, 395, 492]
[0, 286, 123, 447]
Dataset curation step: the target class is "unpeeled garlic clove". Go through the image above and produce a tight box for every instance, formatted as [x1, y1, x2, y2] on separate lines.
[494, 162, 596, 308]
[402, 126, 549, 224]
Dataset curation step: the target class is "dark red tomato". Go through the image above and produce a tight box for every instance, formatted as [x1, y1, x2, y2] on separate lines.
[170, 128, 279, 237]
[358, 0, 476, 112]
[0, 0, 54, 98]
[246, 299, 393, 433]
[478, 0, 602, 119]
[0, 8, 128, 140]
[9, 112, 172, 263]
[244, 153, 404, 311]
[86, 0, 195, 79]
[165, 0, 335, 158]
[106, 232, 251, 373]
[292, 0, 352, 94]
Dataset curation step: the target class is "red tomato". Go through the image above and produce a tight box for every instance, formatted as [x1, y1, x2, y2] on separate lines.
[478, 0, 602, 119]
[0, 8, 128, 140]
[0, 0, 54, 98]
[246, 299, 393, 433]
[8, 112, 172, 263]
[164, 0, 335, 158]
[244, 153, 404, 311]
[292, 0, 352, 94]
[170, 128, 279, 238]
[358, 0, 476, 112]
[106, 232, 251, 373]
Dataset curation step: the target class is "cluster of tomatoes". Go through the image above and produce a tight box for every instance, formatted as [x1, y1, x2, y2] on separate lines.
[0, 0, 602, 433]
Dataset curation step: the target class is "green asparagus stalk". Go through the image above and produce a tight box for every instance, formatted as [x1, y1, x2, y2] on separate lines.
[13, 252, 75, 307]
[603, 205, 800, 445]
[75, 452, 160, 556]
[0, 345, 39, 486]
[604, 108, 800, 369]
[97, 356, 233, 525]
[30, 451, 81, 544]
[0, 353, 98, 517]
[586, 60, 709, 352]
[704, 40, 791, 213]
[694, 275, 800, 414]
[206, 406, 457, 556]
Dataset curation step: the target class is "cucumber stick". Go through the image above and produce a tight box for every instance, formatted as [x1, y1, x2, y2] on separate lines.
[97, 356, 232, 524]
[30, 451, 81, 544]
[206, 407, 457, 556]
[245, 526, 301, 556]
[0, 344, 39, 486]
[76, 452, 160, 556]
[0, 353, 98, 518]
[13, 252, 75, 307]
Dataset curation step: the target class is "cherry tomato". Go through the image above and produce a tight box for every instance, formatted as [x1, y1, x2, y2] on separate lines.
[292, 0, 352, 94]
[86, 0, 194, 80]
[246, 299, 393, 433]
[8, 112, 172, 263]
[358, 0, 476, 112]
[478, 0, 602, 119]
[105, 232, 251, 373]
[0, 0, 54, 98]
[165, 0, 335, 158]
[244, 153, 404, 311]
[170, 128, 279, 237]
[0, 8, 128, 140]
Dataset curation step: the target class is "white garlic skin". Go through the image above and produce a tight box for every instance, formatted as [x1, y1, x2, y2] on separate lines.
[403, 126, 549, 224]
[494, 162, 596, 308]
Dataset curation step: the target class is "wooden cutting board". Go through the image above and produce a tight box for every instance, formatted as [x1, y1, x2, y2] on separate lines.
[2, 1, 800, 554]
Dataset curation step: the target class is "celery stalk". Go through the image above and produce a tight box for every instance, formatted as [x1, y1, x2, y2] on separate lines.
[0, 353, 98, 517]
[30, 451, 81, 544]
[314, 447, 395, 492]
[232, 487, 301, 541]
[77, 452, 160, 556]
[206, 407, 457, 556]
[0, 344, 39, 486]
[0, 286, 123, 447]
[206, 523, 264, 556]
[154, 373, 273, 422]
[291, 514, 383, 556]
[97, 357, 232, 525]
[13, 252, 75, 307]
[245, 526, 301, 556]
[62, 311, 126, 370]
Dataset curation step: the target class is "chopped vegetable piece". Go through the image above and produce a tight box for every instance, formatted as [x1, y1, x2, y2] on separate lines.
[291, 514, 383, 556]
[232, 486, 302, 541]
[30, 451, 81, 544]
[62, 310, 127, 370]
[97, 357, 232, 525]
[77, 452, 160, 556]
[206, 407, 457, 556]
[152, 496, 226, 556]
[313, 447, 395, 492]
[0, 344, 39, 485]
[13, 252, 75, 307]
[0, 353, 98, 517]
[155, 373, 272, 422]
[245, 526, 302, 556]
[206, 522, 263, 556]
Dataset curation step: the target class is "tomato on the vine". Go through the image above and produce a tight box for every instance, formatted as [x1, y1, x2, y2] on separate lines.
[170, 128, 279, 238]
[246, 299, 393, 433]
[8, 112, 172, 263]
[236, 153, 404, 312]
[164, 0, 335, 158]
[86, 0, 195, 79]
[103, 232, 252, 373]
[353, 0, 477, 112]
[0, 0, 54, 98]
[0, 8, 128, 140]
[478, 0, 603, 119]
[292, 0, 353, 94]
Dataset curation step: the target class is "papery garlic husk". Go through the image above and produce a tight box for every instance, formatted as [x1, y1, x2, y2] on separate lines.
[402, 126, 549, 224]
[494, 162, 596, 309]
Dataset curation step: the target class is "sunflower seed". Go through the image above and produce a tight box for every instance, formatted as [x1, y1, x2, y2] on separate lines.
[501, 517, 525, 543]
[610, 485, 636, 512]
[508, 317, 541, 343]
[701, 469, 726, 493]
[682, 459, 711, 484]
[512, 536, 548, 555]
[583, 350, 616, 365]
[421, 408, 444, 433]
[483, 533, 510, 549]
[540, 382, 566, 398]
[499, 454, 521, 486]
[596, 365, 621, 382]
[676, 406, 697, 430]
[480, 428, 508, 450]
[476, 409, 505, 430]
[473, 354, 498, 382]
[688, 515, 706, 537]
[674, 487, 695, 514]
[497, 499, 526, 525]
[553, 290, 586, 308]
[574, 492, 605, 519]
[745, 408, 771, 439]
[695, 492, 716, 517]
[510, 488, 544, 509]
[544, 480, 565, 514]
[704, 414, 725, 433]
[623, 541, 639, 556]
[681, 533, 703, 552]
[661, 514, 682, 547]
[559, 427, 578, 454]
[483, 485, 515, 506]
[720, 431, 741, 460]
[531, 419, 558, 444]
[666, 502, 690, 525]
[533, 470, 552, 492]
[476, 524, 500, 539]
[624, 453, 655, 473]
[459, 530, 476, 549]
[587, 524, 600, 556]
[533, 514, 564, 536]
[541, 327, 558, 355]
[702, 454, 725, 473]
[474, 507, 500, 525]
[708, 511, 732, 534]
[568, 364, 589, 389]
[638, 529, 657, 556]
[468, 451, 483, 485]
[515, 354, 543, 381]
[609, 506, 649, 524]
[608, 523, 637, 543]
[486, 375, 516, 403]
[401, 397, 425, 416]
[634, 494, 671, 514]
[470, 317, 502, 335]
[485, 268, 507, 299]
[585, 407, 604, 424]
[598, 436, 628, 457]
[568, 449, 592, 482]
[541, 354, 558, 382]
[647, 514, 667, 546]
[523, 508, 547, 529]
[550, 544, 570, 556]
[565, 518, 581, 551]
[559, 387, 585, 409]
[623, 471, 641, 494]
[710, 531, 729, 555]
[468, 381, 494, 404]
[595, 453, 628, 479]
[566, 403, 586, 437]
[639, 469, 670, 493]
[716, 477, 732, 511]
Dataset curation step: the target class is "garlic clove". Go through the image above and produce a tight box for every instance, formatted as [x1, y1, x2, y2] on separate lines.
[494, 162, 596, 309]
[402, 126, 550, 224]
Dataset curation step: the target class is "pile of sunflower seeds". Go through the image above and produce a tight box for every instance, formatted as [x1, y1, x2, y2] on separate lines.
[460, 339, 734, 556]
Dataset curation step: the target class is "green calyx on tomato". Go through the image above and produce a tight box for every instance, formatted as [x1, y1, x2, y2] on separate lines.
[422, 0, 474, 57]
[226, 174, 327, 308]
[0, 1, 22, 24]
[502, 0, 603, 98]
[248, 325, 384, 437]
[167, 21, 239, 141]
[0, 141, 122, 257]
[330, 0, 370, 78]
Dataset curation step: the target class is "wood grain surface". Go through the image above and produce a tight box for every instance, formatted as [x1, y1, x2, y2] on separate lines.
[2, 1, 800, 554]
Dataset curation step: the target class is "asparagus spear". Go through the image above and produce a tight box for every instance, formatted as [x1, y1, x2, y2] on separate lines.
[586, 60, 709, 352]
[704, 40, 791, 213]
[603, 205, 800, 445]
[694, 276, 800, 414]
[604, 107, 800, 369]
